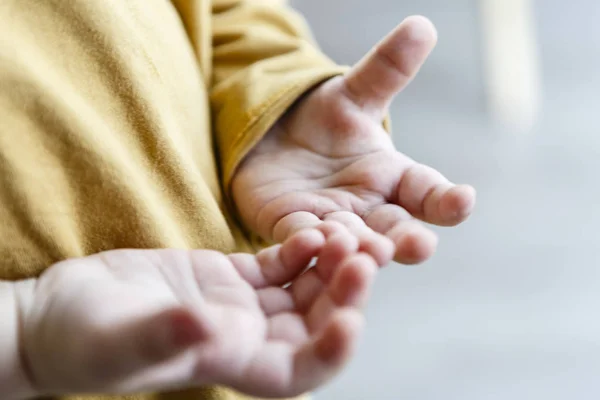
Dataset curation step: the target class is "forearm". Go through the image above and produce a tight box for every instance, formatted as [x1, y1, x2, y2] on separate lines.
[0, 280, 37, 400]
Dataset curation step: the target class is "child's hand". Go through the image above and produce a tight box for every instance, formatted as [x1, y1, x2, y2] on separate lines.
[17, 223, 392, 398]
[232, 16, 476, 265]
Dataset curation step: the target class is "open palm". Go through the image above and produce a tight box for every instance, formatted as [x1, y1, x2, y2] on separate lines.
[21, 225, 385, 398]
[232, 16, 476, 264]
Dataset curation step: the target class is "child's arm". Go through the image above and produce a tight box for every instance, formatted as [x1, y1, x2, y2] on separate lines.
[0, 280, 36, 400]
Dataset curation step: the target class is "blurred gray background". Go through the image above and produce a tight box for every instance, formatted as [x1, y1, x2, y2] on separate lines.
[290, 1, 600, 399]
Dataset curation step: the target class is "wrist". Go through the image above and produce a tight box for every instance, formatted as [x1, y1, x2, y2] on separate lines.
[0, 279, 38, 400]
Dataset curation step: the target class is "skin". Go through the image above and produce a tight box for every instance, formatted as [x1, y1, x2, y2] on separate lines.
[232, 16, 476, 265]
[10, 223, 392, 399]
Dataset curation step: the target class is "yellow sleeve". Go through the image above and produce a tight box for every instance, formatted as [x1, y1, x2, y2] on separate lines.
[209, 0, 347, 201]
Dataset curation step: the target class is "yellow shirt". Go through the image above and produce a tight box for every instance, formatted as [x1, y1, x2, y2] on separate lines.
[0, 0, 345, 399]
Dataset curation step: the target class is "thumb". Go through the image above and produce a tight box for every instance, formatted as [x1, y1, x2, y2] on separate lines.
[117, 307, 210, 367]
[92, 306, 212, 387]
[343, 16, 438, 117]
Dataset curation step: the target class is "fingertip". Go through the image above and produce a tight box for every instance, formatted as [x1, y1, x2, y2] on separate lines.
[390, 223, 438, 264]
[317, 220, 348, 238]
[143, 307, 211, 364]
[280, 228, 326, 269]
[287, 228, 327, 251]
[400, 15, 438, 44]
[345, 253, 379, 279]
[169, 308, 210, 349]
[330, 230, 360, 251]
[330, 253, 377, 307]
[381, 235, 396, 263]
[439, 184, 476, 225]
[314, 229, 361, 282]
[360, 233, 396, 267]
[458, 184, 477, 212]
[322, 230, 360, 260]
[272, 212, 322, 243]
[315, 310, 364, 366]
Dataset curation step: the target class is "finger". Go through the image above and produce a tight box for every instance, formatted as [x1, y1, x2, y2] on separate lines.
[237, 254, 374, 397]
[229, 228, 325, 288]
[132, 308, 210, 363]
[258, 287, 296, 315]
[364, 203, 438, 264]
[272, 211, 322, 243]
[396, 163, 477, 226]
[259, 223, 368, 316]
[343, 15, 438, 117]
[288, 236, 375, 315]
[285, 223, 359, 313]
[287, 268, 324, 313]
[236, 310, 363, 398]
[307, 253, 377, 333]
[314, 225, 359, 282]
[315, 220, 349, 239]
[387, 221, 439, 265]
[327, 253, 378, 308]
[96, 306, 211, 381]
[291, 309, 364, 394]
[323, 211, 395, 266]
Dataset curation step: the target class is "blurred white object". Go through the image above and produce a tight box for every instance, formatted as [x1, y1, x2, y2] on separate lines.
[480, 0, 542, 131]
